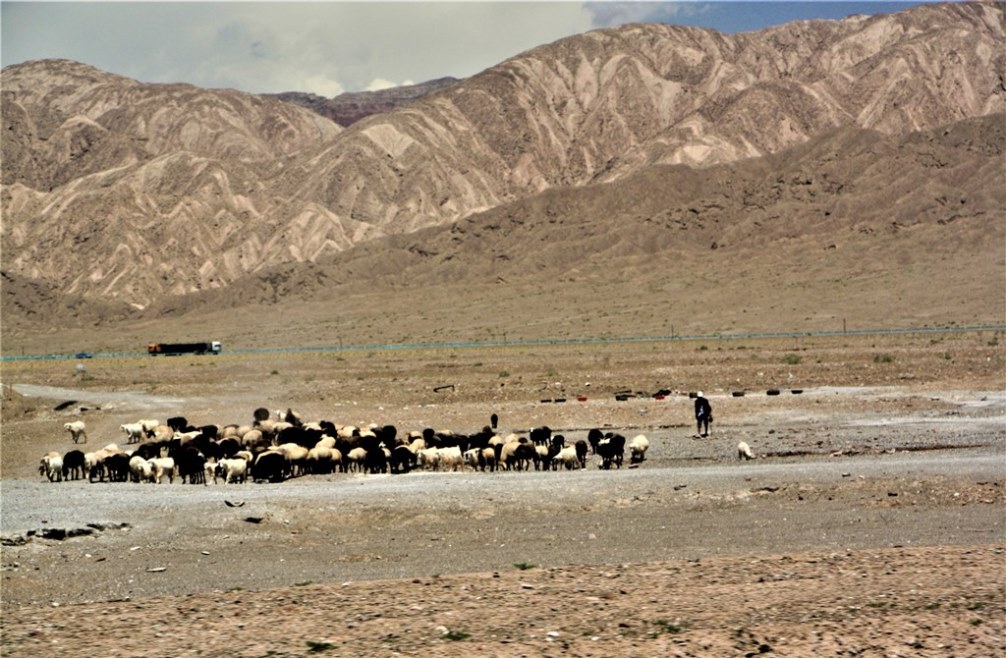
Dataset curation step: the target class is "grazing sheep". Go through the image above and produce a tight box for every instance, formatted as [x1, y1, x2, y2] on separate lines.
[498, 439, 530, 471]
[463, 448, 482, 471]
[204, 459, 219, 484]
[251, 451, 286, 483]
[596, 434, 626, 470]
[554, 446, 580, 470]
[275, 408, 302, 426]
[275, 443, 310, 477]
[479, 446, 498, 472]
[138, 419, 160, 438]
[104, 453, 131, 482]
[64, 421, 87, 444]
[129, 455, 156, 483]
[215, 458, 249, 484]
[417, 447, 441, 471]
[437, 446, 464, 472]
[574, 440, 589, 469]
[240, 429, 265, 449]
[529, 426, 552, 447]
[61, 450, 86, 480]
[220, 424, 241, 439]
[120, 422, 146, 444]
[148, 457, 177, 484]
[737, 441, 755, 460]
[306, 446, 336, 474]
[346, 446, 369, 472]
[629, 435, 650, 464]
[172, 446, 207, 484]
[85, 447, 122, 482]
[533, 444, 556, 471]
[39, 452, 63, 482]
[152, 424, 174, 441]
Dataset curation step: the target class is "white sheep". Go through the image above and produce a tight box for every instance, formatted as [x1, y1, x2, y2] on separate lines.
[63, 421, 87, 444]
[173, 429, 201, 443]
[240, 429, 265, 448]
[306, 445, 335, 474]
[138, 419, 160, 438]
[417, 447, 441, 471]
[737, 441, 755, 460]
[274, 442, 309, 477]
[463, 448, 482, 470]
[629, 435, 650, 464]
[148, 457, 176, 484]
[346, 446, 369, 472]
[84, 445, 123, 481]
[120, 422, 146, 444]
[215, 458, 248, 484]
[554, 446, 580, 470]
[203, 459, 219, 484]
[437, 446, 464, 471]
[39, 452, 63, 482]
[129, 455, 155, 483]
[475, 447, 496, 472]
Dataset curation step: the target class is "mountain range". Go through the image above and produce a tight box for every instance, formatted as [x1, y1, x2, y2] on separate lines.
[2, 1, 1004, 352]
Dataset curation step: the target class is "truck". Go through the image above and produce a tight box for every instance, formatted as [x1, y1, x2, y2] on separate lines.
[147, 341, 222, 356]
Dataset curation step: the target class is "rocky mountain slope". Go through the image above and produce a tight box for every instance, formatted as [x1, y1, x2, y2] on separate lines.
[269, 77, 460, 127]
[114, 112, 1000, 348]
[1, 2, 1004, 344]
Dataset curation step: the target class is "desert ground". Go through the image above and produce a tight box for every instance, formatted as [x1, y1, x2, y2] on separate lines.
[1, 330, 1004, 657]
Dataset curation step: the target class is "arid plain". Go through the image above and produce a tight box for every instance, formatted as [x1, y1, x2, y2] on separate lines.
[2, 331, 1003, 657]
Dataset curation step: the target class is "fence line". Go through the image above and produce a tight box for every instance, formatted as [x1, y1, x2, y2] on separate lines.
[2, 324, 1003, 362]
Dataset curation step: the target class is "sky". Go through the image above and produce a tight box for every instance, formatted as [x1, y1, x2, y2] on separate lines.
[2, 1, 929, 96]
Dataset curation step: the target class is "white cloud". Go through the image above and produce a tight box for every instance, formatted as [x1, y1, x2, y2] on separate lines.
[366, 78, 416, 92]
[3, 2, 910, 96]
[2, 2, 595, 95]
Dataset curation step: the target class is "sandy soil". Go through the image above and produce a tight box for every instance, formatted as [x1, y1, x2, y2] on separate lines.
[1, 334, 1004, 657]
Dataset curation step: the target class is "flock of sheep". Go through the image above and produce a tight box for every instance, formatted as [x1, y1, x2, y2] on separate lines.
[40, 409, 659, 485]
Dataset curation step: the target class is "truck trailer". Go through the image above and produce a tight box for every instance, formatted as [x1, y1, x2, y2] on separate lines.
[147, 341, 222, 356]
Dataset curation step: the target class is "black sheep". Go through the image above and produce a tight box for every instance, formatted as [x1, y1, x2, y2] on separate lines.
[218, 437, 241, 459]
[364, 445, 389, 474]
[104, 453, 130, 482]
[596, 433, 626, 470]
[166, 416, 188, 433]
[390, 445, 414, 474]
[172, 446, 207, 485]
[587, 428, 604, 454]
[251, 451, 286, 483]
[133, 442, 163, 461]
[61, 450, 86, 480]
[530, 426, 552, 447]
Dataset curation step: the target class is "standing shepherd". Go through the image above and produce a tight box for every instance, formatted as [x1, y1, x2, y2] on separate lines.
[694, 391, 712, 437]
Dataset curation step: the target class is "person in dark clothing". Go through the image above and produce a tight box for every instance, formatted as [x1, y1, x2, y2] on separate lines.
[694, 392, 712, 437]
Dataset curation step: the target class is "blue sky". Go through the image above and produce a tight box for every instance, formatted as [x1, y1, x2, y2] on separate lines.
[2, 2, 928, 96]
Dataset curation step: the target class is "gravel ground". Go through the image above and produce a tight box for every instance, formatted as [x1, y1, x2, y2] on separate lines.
[2, 344, 1004, 657]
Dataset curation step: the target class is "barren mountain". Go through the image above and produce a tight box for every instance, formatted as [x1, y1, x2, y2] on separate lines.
[269, 77, 460, 127]
[1, 2, 1004, 342]
[104, 112, 997, 350]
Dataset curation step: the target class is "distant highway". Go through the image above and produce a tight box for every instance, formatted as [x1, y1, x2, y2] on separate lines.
[2, 323, 1003, 362]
